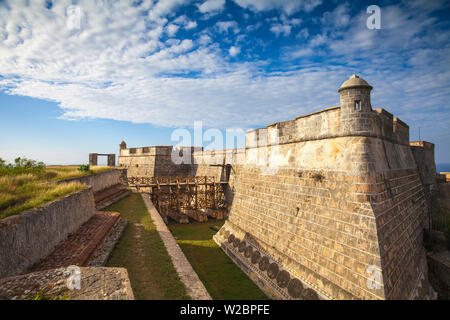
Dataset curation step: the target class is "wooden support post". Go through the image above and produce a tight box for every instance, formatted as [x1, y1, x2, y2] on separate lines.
[195, 182, 198, 210]
[176, 178, 181, 213]
[212, 182, 216, 209]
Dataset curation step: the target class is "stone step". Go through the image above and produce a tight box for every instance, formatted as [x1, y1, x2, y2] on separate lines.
[94, 184, 129, 210]
[94, 184, 126, 203]
[29, 211, 120, 272]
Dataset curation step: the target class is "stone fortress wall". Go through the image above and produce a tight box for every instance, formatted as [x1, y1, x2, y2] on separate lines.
[118, 75, 437, 300]
[0, 188, 96, 278]
[56, 169, 124, 193]
[118, 145, 197, 177]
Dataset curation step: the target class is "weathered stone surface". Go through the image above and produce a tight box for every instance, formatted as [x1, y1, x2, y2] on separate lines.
[277, 270, 290, 288]
[0, 188, 96, 279]
[57, 169, 124, 193]
[88, 218, 127, 267]
[89, 153, 116, 167]
[437, 182, 450, 211]
[29, 211, 120, 272]
[122, 75, 436, 300]
[0, 267, 134, 300]
[118, 146, 200, 177]
[211, 75, 434, 300]
[427, 251, 450, 300]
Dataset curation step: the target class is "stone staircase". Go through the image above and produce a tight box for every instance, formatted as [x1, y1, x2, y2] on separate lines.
[29, 211, 120, 272]
[94, 184, 130, 210]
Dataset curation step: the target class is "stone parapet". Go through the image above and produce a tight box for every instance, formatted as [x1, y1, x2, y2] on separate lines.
[0, 188, 96, 279]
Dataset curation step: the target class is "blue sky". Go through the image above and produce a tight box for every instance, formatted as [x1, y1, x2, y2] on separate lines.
[0, 0, 449, 165]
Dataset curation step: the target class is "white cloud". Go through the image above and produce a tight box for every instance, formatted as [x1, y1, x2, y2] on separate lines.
[215, 21, 240, 34]
[321, 3, 350, 29]
[270, 24, 292, 37]
[198, 0, 226, 14]
[166, 23, 180, 36]
[169, 39, 194, 53]
[198, 34, 213, 45]
[246, 22, 262, 32]
[229, 46, 240, 57]
[296, 28, 309, 39]
[0, 0, 448, 165]
[173, 15, 198, 29]
[148, 0, 193, 20]
[233, 0, 322, 14]
[269, 15, 301, 37]
[289, 47, 314, 58]
[186, 20, 198, 29]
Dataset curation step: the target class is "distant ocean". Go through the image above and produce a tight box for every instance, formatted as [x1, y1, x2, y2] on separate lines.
[436, 163, 450, 173]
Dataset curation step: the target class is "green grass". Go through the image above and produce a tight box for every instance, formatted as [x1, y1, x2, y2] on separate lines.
[0, 165, 114, 219]
[44, 165, 114, 181]
[0, 174, 86, 219]
[105, 193, 189, 300]
[169, 220, 269, 300]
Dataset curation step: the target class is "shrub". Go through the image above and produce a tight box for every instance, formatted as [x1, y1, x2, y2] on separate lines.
[77, 164, 92, 173]
[0, 157, 45, 176]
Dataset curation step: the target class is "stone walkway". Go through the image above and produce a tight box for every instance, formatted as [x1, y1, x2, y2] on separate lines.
[30, 211, 120, 272]
[141, 193, 212, 300]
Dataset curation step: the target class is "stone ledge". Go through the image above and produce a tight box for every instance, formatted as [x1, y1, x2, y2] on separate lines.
[0, 267, 134, 300]
[141, 193, 212, 300]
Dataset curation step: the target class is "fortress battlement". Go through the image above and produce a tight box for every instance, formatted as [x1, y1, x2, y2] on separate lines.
[118, 75, 436, 300]
[246, 76, 410, 149]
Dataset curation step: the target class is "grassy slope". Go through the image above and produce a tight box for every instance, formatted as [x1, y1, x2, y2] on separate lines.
[105, 193, 189, 300]
[169, 220, 269, 300]
[45, 165, 113, 181]
[0, 175, 85, 219]
[0, 166, 113, 219]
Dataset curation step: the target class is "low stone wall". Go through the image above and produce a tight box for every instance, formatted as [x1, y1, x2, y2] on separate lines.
[57, 169, 124, 193]
[0, 188, 96, 279]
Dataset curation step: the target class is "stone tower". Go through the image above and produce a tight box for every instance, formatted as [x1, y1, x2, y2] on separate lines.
[338, 74, 374, 137]
[338, 74, 373, 112]
[212, 74, 435, 300]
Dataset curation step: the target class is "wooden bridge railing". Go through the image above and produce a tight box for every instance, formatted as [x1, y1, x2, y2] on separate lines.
[122, 176, 229, 223]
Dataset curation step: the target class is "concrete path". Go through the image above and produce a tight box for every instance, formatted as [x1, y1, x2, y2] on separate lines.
[141, 193, 212, 300]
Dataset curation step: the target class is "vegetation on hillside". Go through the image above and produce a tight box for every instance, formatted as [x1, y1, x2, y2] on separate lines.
[0, 157, 112, 219]
[0, 157, 45, 176]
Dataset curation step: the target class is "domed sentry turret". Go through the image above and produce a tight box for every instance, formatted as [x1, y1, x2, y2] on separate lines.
[338, 74, 373, 113]
[338, 75, 374, 135]
[119, 141, 127, 150]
